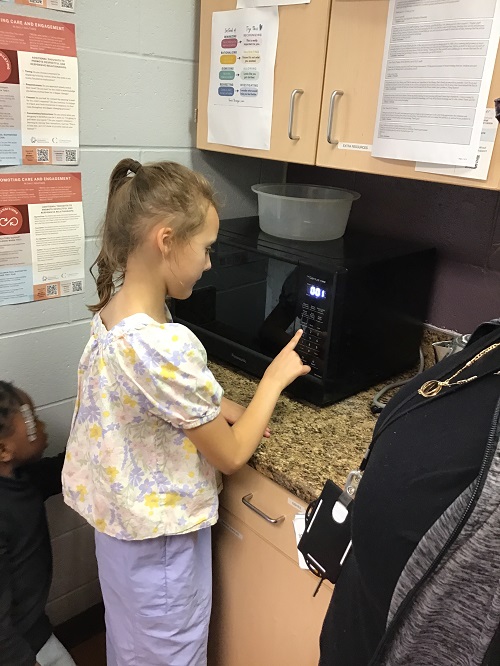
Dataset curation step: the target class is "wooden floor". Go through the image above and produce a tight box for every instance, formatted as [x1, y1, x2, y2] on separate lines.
[70, 632, 107, 666]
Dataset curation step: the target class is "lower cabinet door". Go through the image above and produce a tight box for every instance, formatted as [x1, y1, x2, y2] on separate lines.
[208, 507, 332, 666]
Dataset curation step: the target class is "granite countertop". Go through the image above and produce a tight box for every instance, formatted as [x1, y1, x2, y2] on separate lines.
[208, 328, 450, 504]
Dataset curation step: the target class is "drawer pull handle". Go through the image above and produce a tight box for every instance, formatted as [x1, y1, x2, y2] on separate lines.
[242, 493, 285, 524]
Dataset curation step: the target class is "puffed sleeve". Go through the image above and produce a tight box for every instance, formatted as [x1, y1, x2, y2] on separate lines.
[114, 322, 223, 429]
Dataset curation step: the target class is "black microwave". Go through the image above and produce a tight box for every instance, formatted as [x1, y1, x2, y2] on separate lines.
[172, 217, 436, 406]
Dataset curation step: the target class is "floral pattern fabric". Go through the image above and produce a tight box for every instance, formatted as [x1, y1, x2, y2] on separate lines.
[62, 312, 223, 540]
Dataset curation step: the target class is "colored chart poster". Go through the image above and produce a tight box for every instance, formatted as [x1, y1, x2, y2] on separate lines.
[0, 13, 79, 166]
[0, 172, 84, 306]
[208, 7, 279, 150]
[416, 108, 499, 180]
[15, 0, 75, 12]
[372, 0, 500, 166]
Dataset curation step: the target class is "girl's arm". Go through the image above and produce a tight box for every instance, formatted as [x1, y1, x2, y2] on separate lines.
[185, 330, 309, 475]
[220, 397, 271, 438]
[220, 397, 245, 424]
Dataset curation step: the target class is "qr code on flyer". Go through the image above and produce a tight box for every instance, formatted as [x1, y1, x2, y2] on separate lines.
[46, 284, 59, 297]
[36, 148, 50, 163]
[61, 0, 74, 7]
[71, 280, 83, 293]
[64, 149, 77, 162]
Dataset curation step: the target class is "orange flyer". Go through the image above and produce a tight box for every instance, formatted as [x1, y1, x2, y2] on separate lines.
[0, 13, 79, 166]
[0, 172, 85, 305]
[15, 0, 75, 13]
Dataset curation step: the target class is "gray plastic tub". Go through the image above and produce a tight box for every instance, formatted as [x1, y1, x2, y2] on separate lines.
[251, 183, 360, 241]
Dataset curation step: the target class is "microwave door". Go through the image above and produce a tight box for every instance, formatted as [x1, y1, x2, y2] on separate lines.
[173, 244, 300, 359]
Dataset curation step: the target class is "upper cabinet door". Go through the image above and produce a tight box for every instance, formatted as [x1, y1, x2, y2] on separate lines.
[316, 0, 500, 190]
[197, 0, 332, 165]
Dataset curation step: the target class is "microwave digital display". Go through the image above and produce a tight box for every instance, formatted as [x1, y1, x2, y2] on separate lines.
[307, 283, 326, 300]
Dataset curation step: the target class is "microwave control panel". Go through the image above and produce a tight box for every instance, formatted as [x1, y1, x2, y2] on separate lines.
[295, 273, 332, 377]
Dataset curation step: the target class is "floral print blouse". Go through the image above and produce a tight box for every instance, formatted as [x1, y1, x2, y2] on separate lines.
[62, 311, 223, 540]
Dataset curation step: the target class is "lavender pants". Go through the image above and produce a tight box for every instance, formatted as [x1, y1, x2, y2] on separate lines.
[95, 528, 212, 666]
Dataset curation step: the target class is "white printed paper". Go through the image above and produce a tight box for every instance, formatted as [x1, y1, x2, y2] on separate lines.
[372, 0, 500, 166]
[416, 108, 498, 180]
[293, 513, 308, 570]
[208, 7, 279, 150]
[237, 0, 308, 7]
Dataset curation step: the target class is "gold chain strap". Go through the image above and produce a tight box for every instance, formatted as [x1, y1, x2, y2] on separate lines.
[418, 342, 500, 398]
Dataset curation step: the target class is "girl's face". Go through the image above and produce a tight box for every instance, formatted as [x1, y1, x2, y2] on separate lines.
[0, 394, 48, 468]
[164, 205, 220, 300]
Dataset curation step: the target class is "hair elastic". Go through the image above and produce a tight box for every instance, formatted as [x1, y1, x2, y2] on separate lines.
[128, 160, 142, 175]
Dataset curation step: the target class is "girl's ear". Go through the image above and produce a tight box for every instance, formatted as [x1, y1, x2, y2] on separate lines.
[155, 226, 175, 258]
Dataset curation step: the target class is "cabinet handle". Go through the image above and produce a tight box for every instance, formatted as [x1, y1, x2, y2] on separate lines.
[242, 493, 285, 524]
[288, 88, 304, 140]
[326, 90, 344, 145]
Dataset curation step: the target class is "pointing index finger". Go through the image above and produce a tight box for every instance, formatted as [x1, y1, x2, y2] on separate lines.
[286, 329, 303, 351]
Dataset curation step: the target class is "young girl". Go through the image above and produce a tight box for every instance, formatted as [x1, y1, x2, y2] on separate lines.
[62, 158, 310, 666]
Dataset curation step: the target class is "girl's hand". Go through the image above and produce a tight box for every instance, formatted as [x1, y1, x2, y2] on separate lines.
[221, 397, 271, 438]
[263, 330, 311, 391]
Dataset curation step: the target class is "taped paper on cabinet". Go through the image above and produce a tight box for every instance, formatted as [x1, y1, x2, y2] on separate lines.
[416, 108, 498, 180]
[372, 0, 500, 167]
[208, 7, 279, 150]
[237, 0, 309, 7]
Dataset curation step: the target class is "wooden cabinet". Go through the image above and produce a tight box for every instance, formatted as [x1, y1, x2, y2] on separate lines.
[208, 465, 332, 666]
[316, 0, 500, 190]
[198, 1, 500, 189]
[197, 0, 332, 165]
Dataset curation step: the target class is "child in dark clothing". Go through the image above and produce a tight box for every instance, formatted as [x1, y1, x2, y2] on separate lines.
[0, 381, 75, 666]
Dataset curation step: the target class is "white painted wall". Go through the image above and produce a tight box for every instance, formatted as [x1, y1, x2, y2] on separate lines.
[0, 0, 284, 624]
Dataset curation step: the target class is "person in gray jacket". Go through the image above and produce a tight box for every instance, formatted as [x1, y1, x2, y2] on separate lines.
[319, 319, 500, 665]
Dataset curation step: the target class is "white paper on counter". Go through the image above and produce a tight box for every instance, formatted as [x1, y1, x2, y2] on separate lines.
[208, 7, 279, 150]
[372, 0, 500, 167]
[416, 108, 499, 180]
[237, 0, 309, 7]
[293, 513, 309, 570]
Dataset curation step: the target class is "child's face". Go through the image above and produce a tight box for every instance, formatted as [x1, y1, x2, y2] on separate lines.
[165, 205, 220, 300]
[0, 393, 48, 468]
